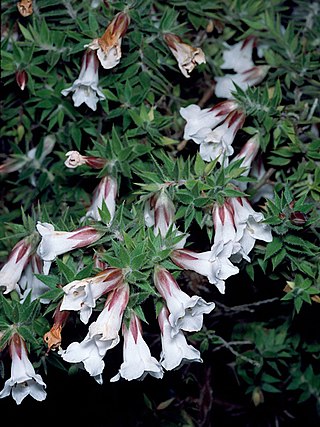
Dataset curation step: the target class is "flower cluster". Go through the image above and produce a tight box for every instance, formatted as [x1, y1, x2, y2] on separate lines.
[0, 8, 275, 407]
[61, 12, 130, 111]
[56, 263, 215, 384]
[171, 196, 272, 294]
[61, 13, 206, 111]
[214, 36, 269, 99]
[180, 100, 246, 164]
[0, 149, 272, 403]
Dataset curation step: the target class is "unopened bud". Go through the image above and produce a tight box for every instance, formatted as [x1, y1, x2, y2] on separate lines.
[15, 70, 28, 91]
[206, 19, 214, 33]
[252, 387, 264, 406]
[290, 211, 306, 226]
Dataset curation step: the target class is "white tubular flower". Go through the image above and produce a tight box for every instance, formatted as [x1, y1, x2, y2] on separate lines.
[64, 150, 107, 169]
[91, 0, 102, 8]
[36, 222, 104, 275]
[199, 110, 246, 164]
[163, 33, 206, 78]
[64, 151, 86, 169]
[85, 12, 130, 69]
[144, 190, 175, 238]
[27, 135, 56, 164]
[83, 175, 117, 224]
[88, 282, 129, 345]
[19, 253, 50, 304]
[0, 334, 46, 405]
[215, 65, 270, 99]
[0, 135, 56, 176]
[221, 37, 256, 73]
[228, 197, 273, 262]
[60, 282, 129, 384]
[171, 245, 239, 294]
[60, 268, 124, 324]
[110, 312, 164, 382]
[0, 156, 28, 175]
[158, 305, 202, 371]
[153, 266, 215, 337]
[144, 190, 187, 249]
[230, 134, 260, 191]
[212, 203, 240, 256]
[0, 237, 34, 294]
[179, 100, 238, 144]
[61, 49, 105, 111]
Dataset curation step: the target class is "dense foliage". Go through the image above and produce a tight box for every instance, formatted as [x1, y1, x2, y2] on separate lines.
[0, 0, 319, 426]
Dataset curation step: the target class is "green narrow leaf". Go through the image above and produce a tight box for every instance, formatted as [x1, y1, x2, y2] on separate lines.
[264, 237, 283, 261]
[56, 259, 75, 282]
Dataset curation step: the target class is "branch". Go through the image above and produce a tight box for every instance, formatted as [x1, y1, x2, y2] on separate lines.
[212, 297, 280, 317]
[249, 167, 276, 193]
[211, 334, 261, 367]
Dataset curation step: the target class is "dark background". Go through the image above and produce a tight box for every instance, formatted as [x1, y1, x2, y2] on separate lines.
[1, 267, 320, 427]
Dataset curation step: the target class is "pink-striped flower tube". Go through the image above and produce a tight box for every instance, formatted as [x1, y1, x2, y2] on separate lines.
[144, 190, 175, 238]
[200, 109, 246, 164]
[154, 266, 215, 337]
[230, 134, 260, 191]
[220, 36, 256, 73]
[0, 135, 55, 176]
[111, 311, 163, 382]
[158, 305, 202, 371]
[250, 156, 274, 203]
[227, 196, 273, 262]
[83, 175, 117, 224]
[61, 49, 106, 111]
[19, 253, 50, 303]
[0, 333, 46, 404]
[60, 267, 124, 324]
[180, 100, 239, 144]
[60, 282, 130, 384]
[215, 65, 270, 99]
[212, 202, 241, 258]
[36, 221, 104, 274]
[231, 133, 260, 171]
[144, 190, 187, 248]
[64, 150, 108, 169]
[0, 236, 35, 294]
[170, 246, 239, 294]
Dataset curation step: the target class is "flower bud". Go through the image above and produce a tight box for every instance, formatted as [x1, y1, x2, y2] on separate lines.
[252, 387, 264, 406]
[290, 211, 307, 226]
[15, 70, 28, 90]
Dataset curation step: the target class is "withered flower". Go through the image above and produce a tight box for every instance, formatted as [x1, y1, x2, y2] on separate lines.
[163, 33, 206, 78]
[85, 11, 130, 69]
[17, 0, 33, 17]
[43, 304, 70, 351]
